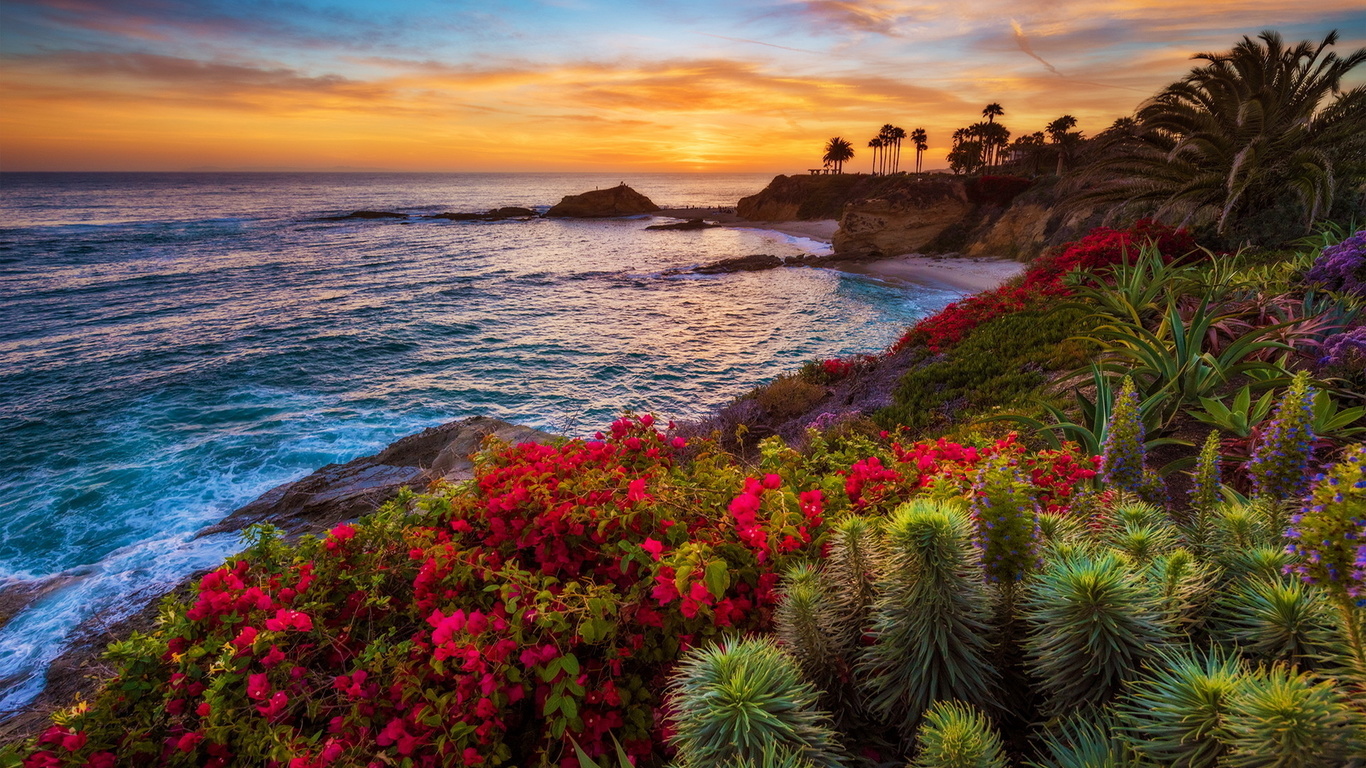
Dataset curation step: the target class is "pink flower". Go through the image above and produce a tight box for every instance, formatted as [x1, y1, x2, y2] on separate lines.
[641, 538, 664, 561]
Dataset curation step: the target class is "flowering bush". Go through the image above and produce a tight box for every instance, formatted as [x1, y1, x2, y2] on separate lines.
[1249, 372, 1317, 502]
[1101, 377, 1147, 496]
[1284, 445, 1366, 605]
[896, 220, 1194, 352]
[1305, 228, 1366, 297]
[970, 455, 1041, 583]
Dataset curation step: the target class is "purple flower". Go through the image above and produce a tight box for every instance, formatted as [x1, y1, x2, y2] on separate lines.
[1306, 229, 1366, 297]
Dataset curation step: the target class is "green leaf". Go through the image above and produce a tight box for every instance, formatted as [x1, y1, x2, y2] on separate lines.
[561, 653, 580, 676]
[704, 560, 731, 599]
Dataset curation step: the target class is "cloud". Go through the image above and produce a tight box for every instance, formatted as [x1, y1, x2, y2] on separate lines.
[1010, 19, 1062, 76]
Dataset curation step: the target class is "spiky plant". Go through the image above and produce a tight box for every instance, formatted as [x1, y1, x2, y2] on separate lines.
[1284, 444, 1366, 669]
[1109, 498, 1169, 528]
[859, 500, 1000, 731]
[1248, 371, 1316, 502]
[1205, 501, 1276, 557]
[1027, 711, 1130, 768]
[1221, 546, 1296, 585]
[1149, 549, 1217, 633]
[1038, 511, 1085, 546]
[672, 743, 821, 768]
[1101, 377, 1147, 496]
[823, 515, 885, 642]
[971, 454, 1041, 584]
[1116, 650, 1244, 767]
[1025, 551, 1174, 712]
[667, 637, 849, 768]
[1191, 430, 1223, 514]
[1222, 664, 1365, 767]
[1108, 520, 1179, 565]
[1215, 577, 1339, 668]
[911, 701, 1008, 768]
[776, 564, 851, 697]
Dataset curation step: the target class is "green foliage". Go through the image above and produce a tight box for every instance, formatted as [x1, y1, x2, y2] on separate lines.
[776, 564, 850, 696]
[1100, 377, 1147, 495]
[881, 306, 1096, 433]
[1191, 431, 1223, 513]
[859, 500, 1000, 730]
[1148, 549, 1217, 633]
[1189, 386, 1276, 438]
[1215, 577, 1339, 668]
[1116, 650, 1245, 767]
[1285, 444, 1366, 604]
[667, 637, 849, 768]
[1024, 551, 1174, 713]
[1027, 712, 1130, 768]
[822, 516, 884, 641]
[911, 701, 1008, 768]
[1222, 664, 1366, 767]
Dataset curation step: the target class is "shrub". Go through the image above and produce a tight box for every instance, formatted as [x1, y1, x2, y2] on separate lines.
[1191, 431, 1222, 513]
[1247, 372, 1316, 502]
[667, 637, 849, 768]
[911, 701, 1008, 768]
[757, 375, 829, 419]
[1025, 552, 1173, 713]
[1026, 712, 1127, 768]
[1100, 377, 1146, 496]
[859, 500, 1000, 731]
[1222, 665, 1365, 767]
[1215, 577, 1338, 668]
[1116, 650, 1244, 768]
[775, 564, 850, 697]
[970, 454, 1041, 584]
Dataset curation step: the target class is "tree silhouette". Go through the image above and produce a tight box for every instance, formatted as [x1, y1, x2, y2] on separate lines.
[1045, 115, 1078, 175]
[982, 103, 1005, 166]
[888, 126, 907, 173]
[867, 136, 883, 174]
[823, 136, 856, 174]
[1081, 29, 1366, 237]
[911, 127, 928, 173]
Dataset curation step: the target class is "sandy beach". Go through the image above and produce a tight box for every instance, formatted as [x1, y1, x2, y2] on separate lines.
[839, 254, 1027, 293]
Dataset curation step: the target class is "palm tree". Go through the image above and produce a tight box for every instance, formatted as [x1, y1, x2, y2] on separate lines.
[823, 136, 855, 174]
[877, 124, 896, 174]
[888, 126, 908, 173]
[982, 104, 1004, 166]
[1081, 29, 1366, 237]
[867, 137, 883, 174]
[1046, 115, 1078, 175]
[911, 128, 928, 173]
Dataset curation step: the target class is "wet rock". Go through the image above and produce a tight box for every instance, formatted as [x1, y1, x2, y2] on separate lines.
[486, 207, 536, 218]
[674, 254, 785, 275]
[316, 210, 409, 221]
[644, 218, 721, 231]
[545, 184, 661, 218]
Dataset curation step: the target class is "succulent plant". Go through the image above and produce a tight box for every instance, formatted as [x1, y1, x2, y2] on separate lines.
[1116, 649, 1244, 767]
[1247, 371, 1316, 502]
[776, 564, 852, 698]
[1108, 520, 1179, 565]
[1024, 551, 1173, 712]
[859, 500, 1000, 732]
[911, 701, 1008, 768]
[1214, 576, 1339, 668]
[1027, 710, 1130, 768]
[1222, 664, 1365, 767]
[667, 637, 849, 768]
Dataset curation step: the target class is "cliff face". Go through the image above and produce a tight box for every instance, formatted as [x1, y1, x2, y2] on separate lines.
[737, 174, 920, 221]
[832, 180, 973, 256]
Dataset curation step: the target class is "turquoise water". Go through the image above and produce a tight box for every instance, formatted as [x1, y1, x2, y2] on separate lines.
[0, 172, 962, 710]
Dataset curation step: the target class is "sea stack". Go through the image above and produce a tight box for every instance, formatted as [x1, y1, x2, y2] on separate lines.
[545, 183, 661, 217]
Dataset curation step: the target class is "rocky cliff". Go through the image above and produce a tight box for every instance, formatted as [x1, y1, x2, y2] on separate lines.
[832, 180, 974, 256]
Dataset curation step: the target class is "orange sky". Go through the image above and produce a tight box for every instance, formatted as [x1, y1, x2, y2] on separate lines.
[1, 0, 1363, 172]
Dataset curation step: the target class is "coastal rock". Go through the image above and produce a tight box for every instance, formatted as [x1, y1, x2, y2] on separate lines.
[317, 210, 409, 221]
[644, 218, 721, 231]
[545, 184, 660, 218]
[681, 254, 785, 274]
[199, 416, 555, 539]
[487, 206, 537, 218]
[430, 207, 537, 222]
[833, 181, 972, 256]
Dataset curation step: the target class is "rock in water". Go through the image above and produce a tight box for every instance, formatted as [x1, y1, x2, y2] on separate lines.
[545, 184, 661, 218]
[316, 210, 408, 220]
[644, 218, 721, 231]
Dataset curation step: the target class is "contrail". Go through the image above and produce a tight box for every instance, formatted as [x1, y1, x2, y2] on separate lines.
[1012, 20, 1062, 76]
[695, 32, 823, 55]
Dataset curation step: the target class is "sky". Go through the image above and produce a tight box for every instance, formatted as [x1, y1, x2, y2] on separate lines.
[1, 0, 1364, 172]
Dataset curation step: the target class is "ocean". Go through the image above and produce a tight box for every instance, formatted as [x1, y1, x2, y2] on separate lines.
[0, 171, 962, 712]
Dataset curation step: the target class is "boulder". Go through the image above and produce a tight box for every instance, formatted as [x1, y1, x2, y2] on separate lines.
[487, 207, 537, 218]
[833, 181, 973, 256]
[198, 416, 555, 539]
[686, 254, 785, 274]
[645, 218, 721, 231]
[545, 184, 660, 218]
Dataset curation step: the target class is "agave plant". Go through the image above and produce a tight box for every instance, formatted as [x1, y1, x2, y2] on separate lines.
[667, 637, 849, 768]
[1116, 650, 1245, 767]
[1222, 664, 1365, 767]
[911, 701, 1008, 768]
[1024, 551, 1174, 712]
[859, 500, 1000, 731]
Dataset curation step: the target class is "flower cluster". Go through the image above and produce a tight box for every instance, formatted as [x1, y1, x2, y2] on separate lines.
[1191, 431, 1222, 512]
[970, 454, 1041, 582]
[1249, 372, 1317, 502]
[1317, 325, 1366, 372]
[1284, 445, 1366, 605]
[895, 220, 1194, 352]
[1305, 228, 1366, 297]
[1101, 377, 1147, 496]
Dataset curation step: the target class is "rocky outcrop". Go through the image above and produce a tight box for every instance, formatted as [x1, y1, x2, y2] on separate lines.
[317, 210, 408, 221]
[200, 416, 555, 539]
[645, 218, 721, 231]
[430, 207, 537, 221]
[833, 181, 973, 256]
[545, 184, 660, 218]
[737, 174, 879, 221]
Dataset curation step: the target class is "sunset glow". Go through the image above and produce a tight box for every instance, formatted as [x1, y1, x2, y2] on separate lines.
[2, 0, 1363, 172]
